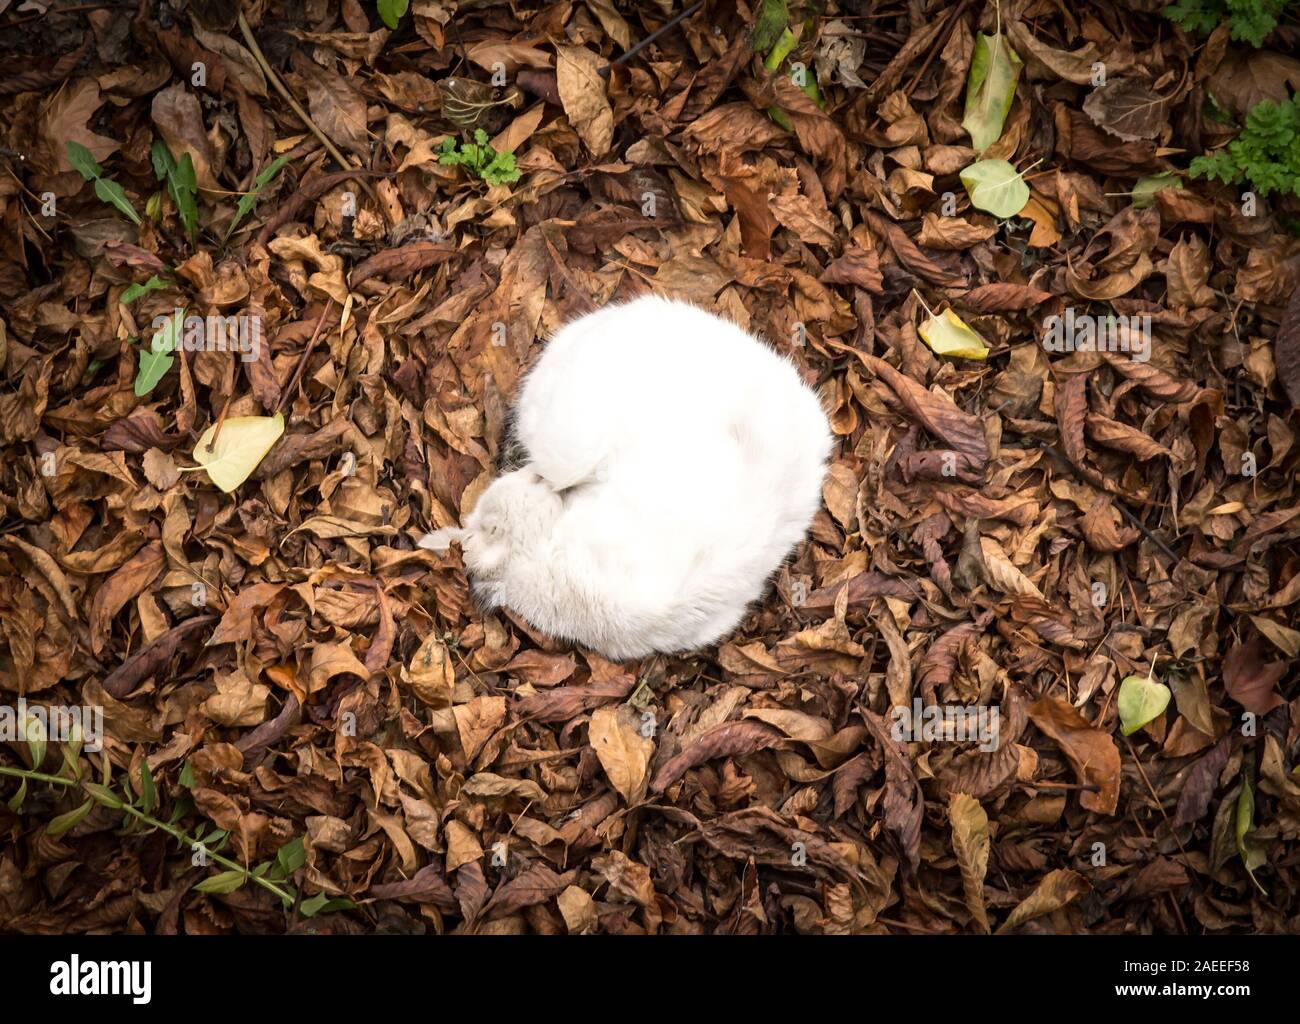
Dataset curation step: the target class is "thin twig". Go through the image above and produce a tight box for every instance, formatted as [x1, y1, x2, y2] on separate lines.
[278, 299, 336, 415]
[236, 12, 379, 203]
[598, 1, 705, 78]
[205, 390, 237, 453]
[1033, 441, 1182, 563]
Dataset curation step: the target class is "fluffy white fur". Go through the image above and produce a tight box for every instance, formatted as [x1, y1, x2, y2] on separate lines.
[419, 295, 832, 660]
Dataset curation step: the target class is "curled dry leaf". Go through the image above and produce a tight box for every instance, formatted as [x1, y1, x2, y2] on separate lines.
[995, 869, 1088, 933]
[1026, 697, 1121, 814]
[1222, 638, 1287, 715]
[948, 793, 991, 933]
[588, 703, 654, 805]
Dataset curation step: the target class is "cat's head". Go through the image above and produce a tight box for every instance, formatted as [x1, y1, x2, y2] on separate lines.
[447, 469, 564, 607]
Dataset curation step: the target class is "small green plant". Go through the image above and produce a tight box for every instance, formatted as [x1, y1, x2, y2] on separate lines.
[66, 141, 142, 225]
[1190, 94, 1300, 197]
[438, 128, 521, 186]
[120, 275, 169, 305]
[152, 141, 199, 245]
[226, 154, 291, 239]
[1164, 0, 1293, 47]
[0, 751, 351, 916]
[377, 0, 408, 30]
[134, 307, 184, 396]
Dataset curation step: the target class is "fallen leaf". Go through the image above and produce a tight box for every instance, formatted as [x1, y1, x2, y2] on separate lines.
[192, 412, 285, 492]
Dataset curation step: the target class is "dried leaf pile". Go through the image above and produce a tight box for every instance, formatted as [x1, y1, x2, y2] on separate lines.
[1, 0, 1299, 935]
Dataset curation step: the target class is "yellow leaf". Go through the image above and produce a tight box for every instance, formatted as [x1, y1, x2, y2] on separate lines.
[192, 412, 284, 492]
[919, 308, 990, 360]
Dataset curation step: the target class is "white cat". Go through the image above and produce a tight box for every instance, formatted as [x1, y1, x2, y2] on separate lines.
[420, 295, 832, 660]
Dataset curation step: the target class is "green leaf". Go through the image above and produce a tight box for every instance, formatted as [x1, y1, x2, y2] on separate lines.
[918, 307, 991, 361]
[439, 131, 521, 185]
[481, 150, 521, 186]
[763, 25, 798, 73]
[961, 30, 1022, 153]
[120, 275, 168, 305]
[1132, 173, 1180, 208]
[7, 777, 27, 813]
[172, 152, 199, 243]
[47, 798, 94, 838]
[83, 782, 125, 810]
[1234, 778, 1268, 894]
[138, 761, 157, 814]
[300, 893, 355, 917]
[24, 707, 46, 770]
[1117, 673, 1172, 735]
[135, 350, 177, 398]
[94, 177, 143, 225]
[59, 741, 82, 782]
[178, 760, 196, 789]
[134, 310, 184, 396]
[193, 869, 250, 895]
[66, 141, 102, 180]
[151, 139, 177, 181]
[227, 155, 291, 238]
[751, 0, 790, 55]
[377, 0, 409, 30]
[276, 837, 306, 876]
[960, 159, 1030, 218]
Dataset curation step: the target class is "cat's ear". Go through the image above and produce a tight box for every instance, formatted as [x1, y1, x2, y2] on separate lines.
[417, 528, 467, 553]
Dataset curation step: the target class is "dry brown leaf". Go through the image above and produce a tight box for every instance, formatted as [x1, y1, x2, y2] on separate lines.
[588, 703, 654, 804]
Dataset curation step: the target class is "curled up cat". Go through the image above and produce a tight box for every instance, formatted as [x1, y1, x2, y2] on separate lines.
[419, 295, 833, 661]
